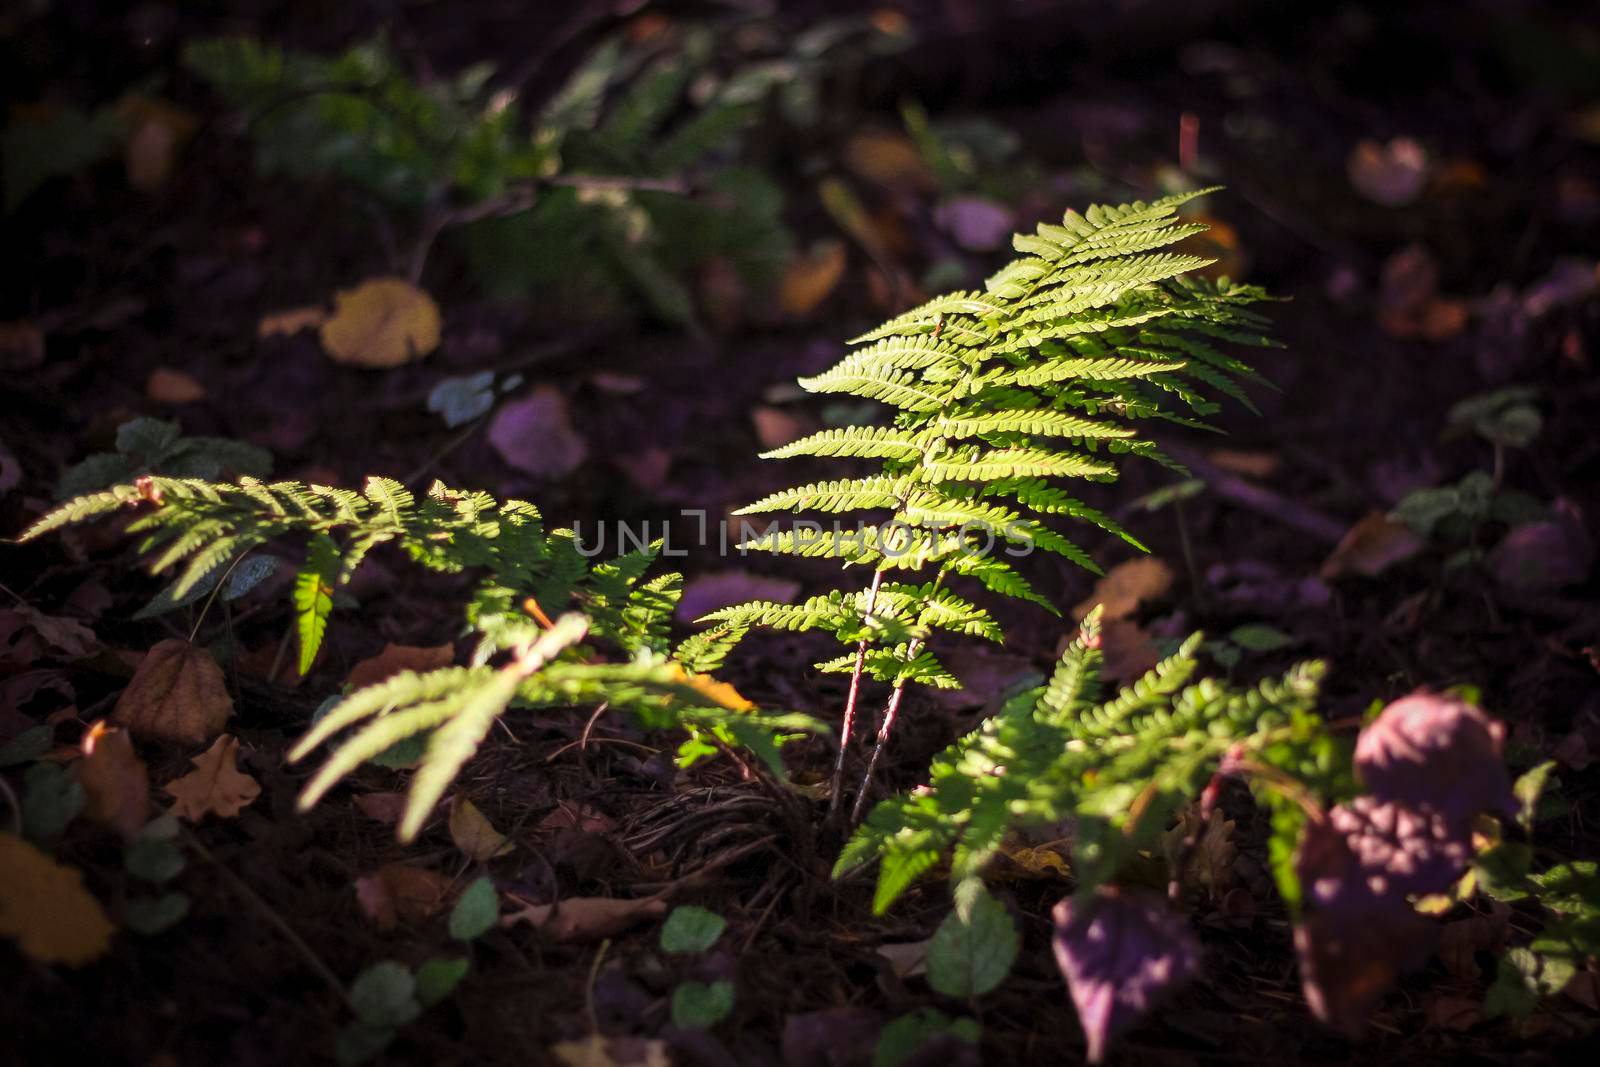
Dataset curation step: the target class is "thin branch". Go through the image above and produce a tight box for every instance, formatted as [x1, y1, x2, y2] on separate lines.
[829, 568, 883, 818]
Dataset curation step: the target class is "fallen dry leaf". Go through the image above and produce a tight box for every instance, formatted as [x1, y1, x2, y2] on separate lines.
[449, 795, 514, 862]
[751, 406, 812, 450]
[488, 386, 589, 480]
[1377, 245, 1467, 341]
[551, 1035, 671, 1067]
[319, 277, 441, 368]
[538, 802, 617, 834]
[0, 320, 45, 371]
[354, 863, 454, 930]
[1072, 557, 1174, 621]
[843, 130, 935, 194]
[501, 894, 666, 943]
[258, 305, 328, 338]
[346, 643, 455, 691]
[117, 95, 196, 193]
[75, 720, 149, 839]
[112, 639, 233, 744]
[877, 939, 931, 979]
[779, 239, 848, 316]
[353, 792, 409, 825]
[1321, 512, 1424, 579]
[145, 367, 205, 405]
[164, 735, 261, 821]
[0, 832, 116, 966]
[1348, 137, 1428, 208]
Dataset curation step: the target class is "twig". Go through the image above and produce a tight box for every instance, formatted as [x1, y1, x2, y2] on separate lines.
[1160, 443, 1346, 544]
[583, 939, 612, 1034]
[184, 829, 353, 1010]
[0, 775, 21, 836]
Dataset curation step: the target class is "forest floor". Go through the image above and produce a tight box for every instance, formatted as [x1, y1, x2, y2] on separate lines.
[2, 2, 1598, 1064]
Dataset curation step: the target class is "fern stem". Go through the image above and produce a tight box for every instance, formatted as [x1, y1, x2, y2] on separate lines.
[830, 568, 884, 817]
[851, 673, 912, 824]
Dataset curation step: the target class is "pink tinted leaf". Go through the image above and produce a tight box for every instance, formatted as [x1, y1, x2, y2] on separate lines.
[1328, 796, 1471, 897]
[1354, 692, 1514, 823]
[1488, 500, 1594, 591]
[487, 386, 588, 480]
[1293, 814, 1439, 1035]
[1051, 887, 1201, 1063]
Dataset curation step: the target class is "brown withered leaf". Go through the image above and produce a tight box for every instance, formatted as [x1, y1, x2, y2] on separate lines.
[346, 643, 454, 691]
[113, 639, 232, 744]
[448, 796, 514, 862]
[145, 367, 205, 405]
[75, 720, 149, 839]
[501, 894, 666, 943]
[551, 1035, 671, 1067]
[0, 832, 116, 966]
[354, 863, 454, 929]
[1320, 512, 1423, 580]
[538, 801, 617, 835]
[353, 792, 409, 825]
[258, 305, 327, 338]
[778, 239, 848, 316]
[1072, 558, 1173, 621]
[164, 735, 261, 821]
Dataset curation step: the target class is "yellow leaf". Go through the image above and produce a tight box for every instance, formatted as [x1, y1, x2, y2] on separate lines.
[0, 832, 116, 966]
[258, 306, 328, 338]
[164, 734, 261, 821]
[319, 277, 441, 368]
[113, 639, 233, 745]
[664, 664, 754, 711]
[448, 795, 514, 862]
[779, 239, 847, 316]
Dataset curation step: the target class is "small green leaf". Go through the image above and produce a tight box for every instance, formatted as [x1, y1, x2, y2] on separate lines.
[21, 762, 84, 843]
[348, 961, 421, 1028]
[125, 893, 190, 935]
[1475, 842, 1533, 902]
[926, 885, 1017, 998]
[0, 724, 52, 767]
[335, 1022, 397, 1066]
[125, 836, 186, 884]
[416, 957, 469, 1007]
[1227, 623, 1296, 652]
[874, 1008, 980, 1067]
[1513, 760, 1558, 833]
[671, 980, 736, 1029]
[660, 905, 727, 955]
[449, 876, 498, 942]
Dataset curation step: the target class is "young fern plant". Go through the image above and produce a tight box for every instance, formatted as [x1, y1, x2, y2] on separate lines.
[699, 188, 1280, 816]
[23, 476, 819, 838]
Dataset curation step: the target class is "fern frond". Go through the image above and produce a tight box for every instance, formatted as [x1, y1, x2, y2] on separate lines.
[759, 426, 924, 461]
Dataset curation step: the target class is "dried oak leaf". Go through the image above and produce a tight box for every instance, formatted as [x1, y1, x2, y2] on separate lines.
[0, 831, 116, 966]
[448, 796, 515, 862]
[319, 277, 440, 368]
[345, 642, 454, 691]
[258, 305, 327, 338]
[353, 792, 409, 825]
[501, 894, 666, 943]
[75, 720, 149, 839]
[164, 734, 261, 821]
[1051, 886, 1201, 1064]
[354, 863, 454, 930]
[1354, 692, 1515, 824]
[145, 367, 205, 404]
[112, 639, 232, 744]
